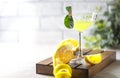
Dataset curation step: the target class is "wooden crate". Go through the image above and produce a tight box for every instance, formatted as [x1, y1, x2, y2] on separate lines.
[36, 49, 116, 78]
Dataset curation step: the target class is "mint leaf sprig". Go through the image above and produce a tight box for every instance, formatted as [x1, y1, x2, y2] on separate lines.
[64, 6, 74, 29]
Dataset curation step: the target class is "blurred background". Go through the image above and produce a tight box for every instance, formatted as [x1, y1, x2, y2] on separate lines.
[0, 0, 119, 78]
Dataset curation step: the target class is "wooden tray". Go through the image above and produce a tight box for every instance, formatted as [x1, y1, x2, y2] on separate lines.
[36, 49, 116, 78]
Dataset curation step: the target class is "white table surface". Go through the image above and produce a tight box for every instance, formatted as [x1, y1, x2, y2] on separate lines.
[0, 43, 120, 78]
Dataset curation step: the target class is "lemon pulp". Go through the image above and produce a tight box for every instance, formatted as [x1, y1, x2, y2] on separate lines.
[53, 39, 78, 78]
[53, 39, 79, 66]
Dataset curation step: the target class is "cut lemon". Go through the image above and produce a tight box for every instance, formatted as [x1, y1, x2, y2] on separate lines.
[53, 39, 79, 66]
[84, 53, 102, 65]
[55, 45, 76, 64]
[59, 39, 79, 51]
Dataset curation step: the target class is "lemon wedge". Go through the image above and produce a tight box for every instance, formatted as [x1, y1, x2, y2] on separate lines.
[84, 53, 102, 64]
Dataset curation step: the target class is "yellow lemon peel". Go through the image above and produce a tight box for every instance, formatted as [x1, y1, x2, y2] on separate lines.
[53, 39, 79, 66]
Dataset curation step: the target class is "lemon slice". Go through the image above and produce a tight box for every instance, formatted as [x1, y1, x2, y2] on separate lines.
[84, 53, 102, 64]
[53, 64, 72, 75]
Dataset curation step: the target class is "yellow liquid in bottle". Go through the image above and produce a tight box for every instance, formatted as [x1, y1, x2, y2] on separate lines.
[74, 20, 93, 32]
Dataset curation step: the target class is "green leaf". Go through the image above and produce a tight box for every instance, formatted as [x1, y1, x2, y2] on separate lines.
[64, 6, 74, 29]
[64, 15, 74, 29]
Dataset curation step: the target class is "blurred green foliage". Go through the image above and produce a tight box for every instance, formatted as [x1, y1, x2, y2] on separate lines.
[84, 0, 120, 49]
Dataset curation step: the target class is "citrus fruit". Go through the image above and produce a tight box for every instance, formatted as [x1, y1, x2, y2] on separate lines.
[53, 64, 72, 75]
[84, 53, 102, 65]
[53, 39, 79, 66]
[55, 69, 71, 78]
[52, 39, 77, 77]
[60, 39, 79, 51]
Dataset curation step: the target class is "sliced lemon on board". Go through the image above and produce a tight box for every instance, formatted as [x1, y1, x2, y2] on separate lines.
[84, 53, 102, 65]
[53, 39, 79, 66]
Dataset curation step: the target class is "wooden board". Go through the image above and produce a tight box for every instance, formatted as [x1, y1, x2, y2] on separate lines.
[36, 50, 116, 78]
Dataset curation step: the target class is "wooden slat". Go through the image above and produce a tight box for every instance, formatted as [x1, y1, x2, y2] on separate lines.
[37, 57, 52, 65]
[102, 51, 116, 59]
[74, 49, 92, 56]
[36, 64, 53, 75]
[83, 49, 92, 54]
[69, 63, 82, 68]
[72, 69, 88, 78]
[87, 50, 103, 55]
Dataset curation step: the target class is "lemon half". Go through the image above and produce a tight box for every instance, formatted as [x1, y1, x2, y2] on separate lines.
[53, 39, 79, 66]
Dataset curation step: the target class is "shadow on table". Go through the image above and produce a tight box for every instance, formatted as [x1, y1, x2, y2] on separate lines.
[93, 60, 120, 78]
